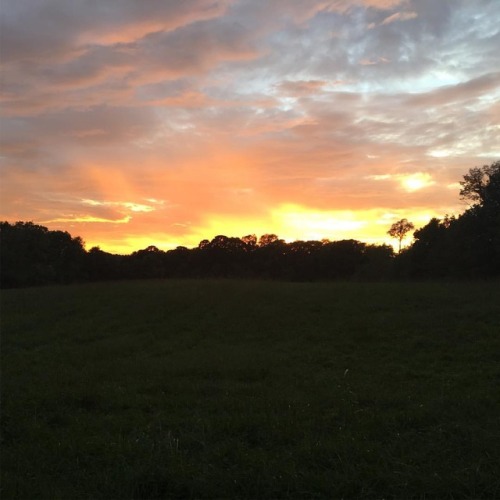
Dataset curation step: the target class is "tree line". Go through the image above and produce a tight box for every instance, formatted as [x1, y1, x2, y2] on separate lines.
[0, 223, 394, 287]
[1, 161, 498, 288]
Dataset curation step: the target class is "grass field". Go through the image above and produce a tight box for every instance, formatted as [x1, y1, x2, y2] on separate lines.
[2, 279, 500, 499]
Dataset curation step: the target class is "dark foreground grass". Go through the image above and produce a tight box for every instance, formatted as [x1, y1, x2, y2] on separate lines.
[1, 280, 500, 499]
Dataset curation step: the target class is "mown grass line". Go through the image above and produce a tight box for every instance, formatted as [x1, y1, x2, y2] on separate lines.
[2, 280, 500, 499]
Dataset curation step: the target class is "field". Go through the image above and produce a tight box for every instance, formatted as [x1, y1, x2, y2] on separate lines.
[2, 279, 500, 499]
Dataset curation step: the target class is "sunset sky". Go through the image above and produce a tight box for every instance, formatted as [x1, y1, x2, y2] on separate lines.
[1, 0, 499, 254]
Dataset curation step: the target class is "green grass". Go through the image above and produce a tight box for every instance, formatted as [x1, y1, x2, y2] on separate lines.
[2, 280, 500, 499]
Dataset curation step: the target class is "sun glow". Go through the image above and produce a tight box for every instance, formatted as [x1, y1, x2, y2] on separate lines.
[367, 172, 435, 192]
[272, 204, 367, 241]
[400, 173, 435, 192]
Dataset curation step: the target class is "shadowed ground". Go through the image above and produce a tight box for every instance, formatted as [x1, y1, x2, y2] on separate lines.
[2, 280, 500, 499]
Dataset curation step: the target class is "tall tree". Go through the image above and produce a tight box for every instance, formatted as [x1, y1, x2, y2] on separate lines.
[459, 161, 500, 207]
[388, 219, 415, 253]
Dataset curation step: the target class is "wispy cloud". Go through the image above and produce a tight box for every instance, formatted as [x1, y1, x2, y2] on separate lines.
[44, 215, 132, 224]
[81, 199, 160, 213]
[380, 11, 418, 25]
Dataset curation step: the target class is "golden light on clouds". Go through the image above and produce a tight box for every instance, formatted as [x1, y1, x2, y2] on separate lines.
[47, 215, 132, 225]
[82, 199, 158, 213]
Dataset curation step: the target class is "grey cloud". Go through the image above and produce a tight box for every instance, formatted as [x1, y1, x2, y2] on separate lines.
[380, 11, 417, 25]
[40, 45, 134, 89]
[133, 18, 258, 82]
[0, 0, 230, 62]
[275, 80, 328, 96]
[405, 72, 500, 107]
[1, 12, 259, 117]
[49, 106, 160, 144]
[253, 0, 500, 92]
[1, 105, 161, 165]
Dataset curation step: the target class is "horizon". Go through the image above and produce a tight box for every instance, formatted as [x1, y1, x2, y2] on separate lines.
[3, 218, 407, 256]
[1, 1, 499, 254]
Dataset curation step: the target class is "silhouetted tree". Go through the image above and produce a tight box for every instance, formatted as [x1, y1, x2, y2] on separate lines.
[0, 221, 86, 287]
[258, 234, 279, 247]
[388, 219, 415, 253]
[86, 246, 126, 281]
[404, 218, 450, 277]
[130, 245, 166, 278]
[460, 161, 500, 207]
[402, 161, 500, 278]
[241, 234, 257, 248]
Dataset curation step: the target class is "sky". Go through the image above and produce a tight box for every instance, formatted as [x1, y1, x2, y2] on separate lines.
[1, 0, 499, 254]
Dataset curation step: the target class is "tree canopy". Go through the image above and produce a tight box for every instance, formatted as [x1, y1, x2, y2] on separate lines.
[459, 161, 500, 207]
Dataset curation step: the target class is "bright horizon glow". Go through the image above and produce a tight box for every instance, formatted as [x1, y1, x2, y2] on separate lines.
[1, 0, 498, 254]
[77, 203, 445, 255]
